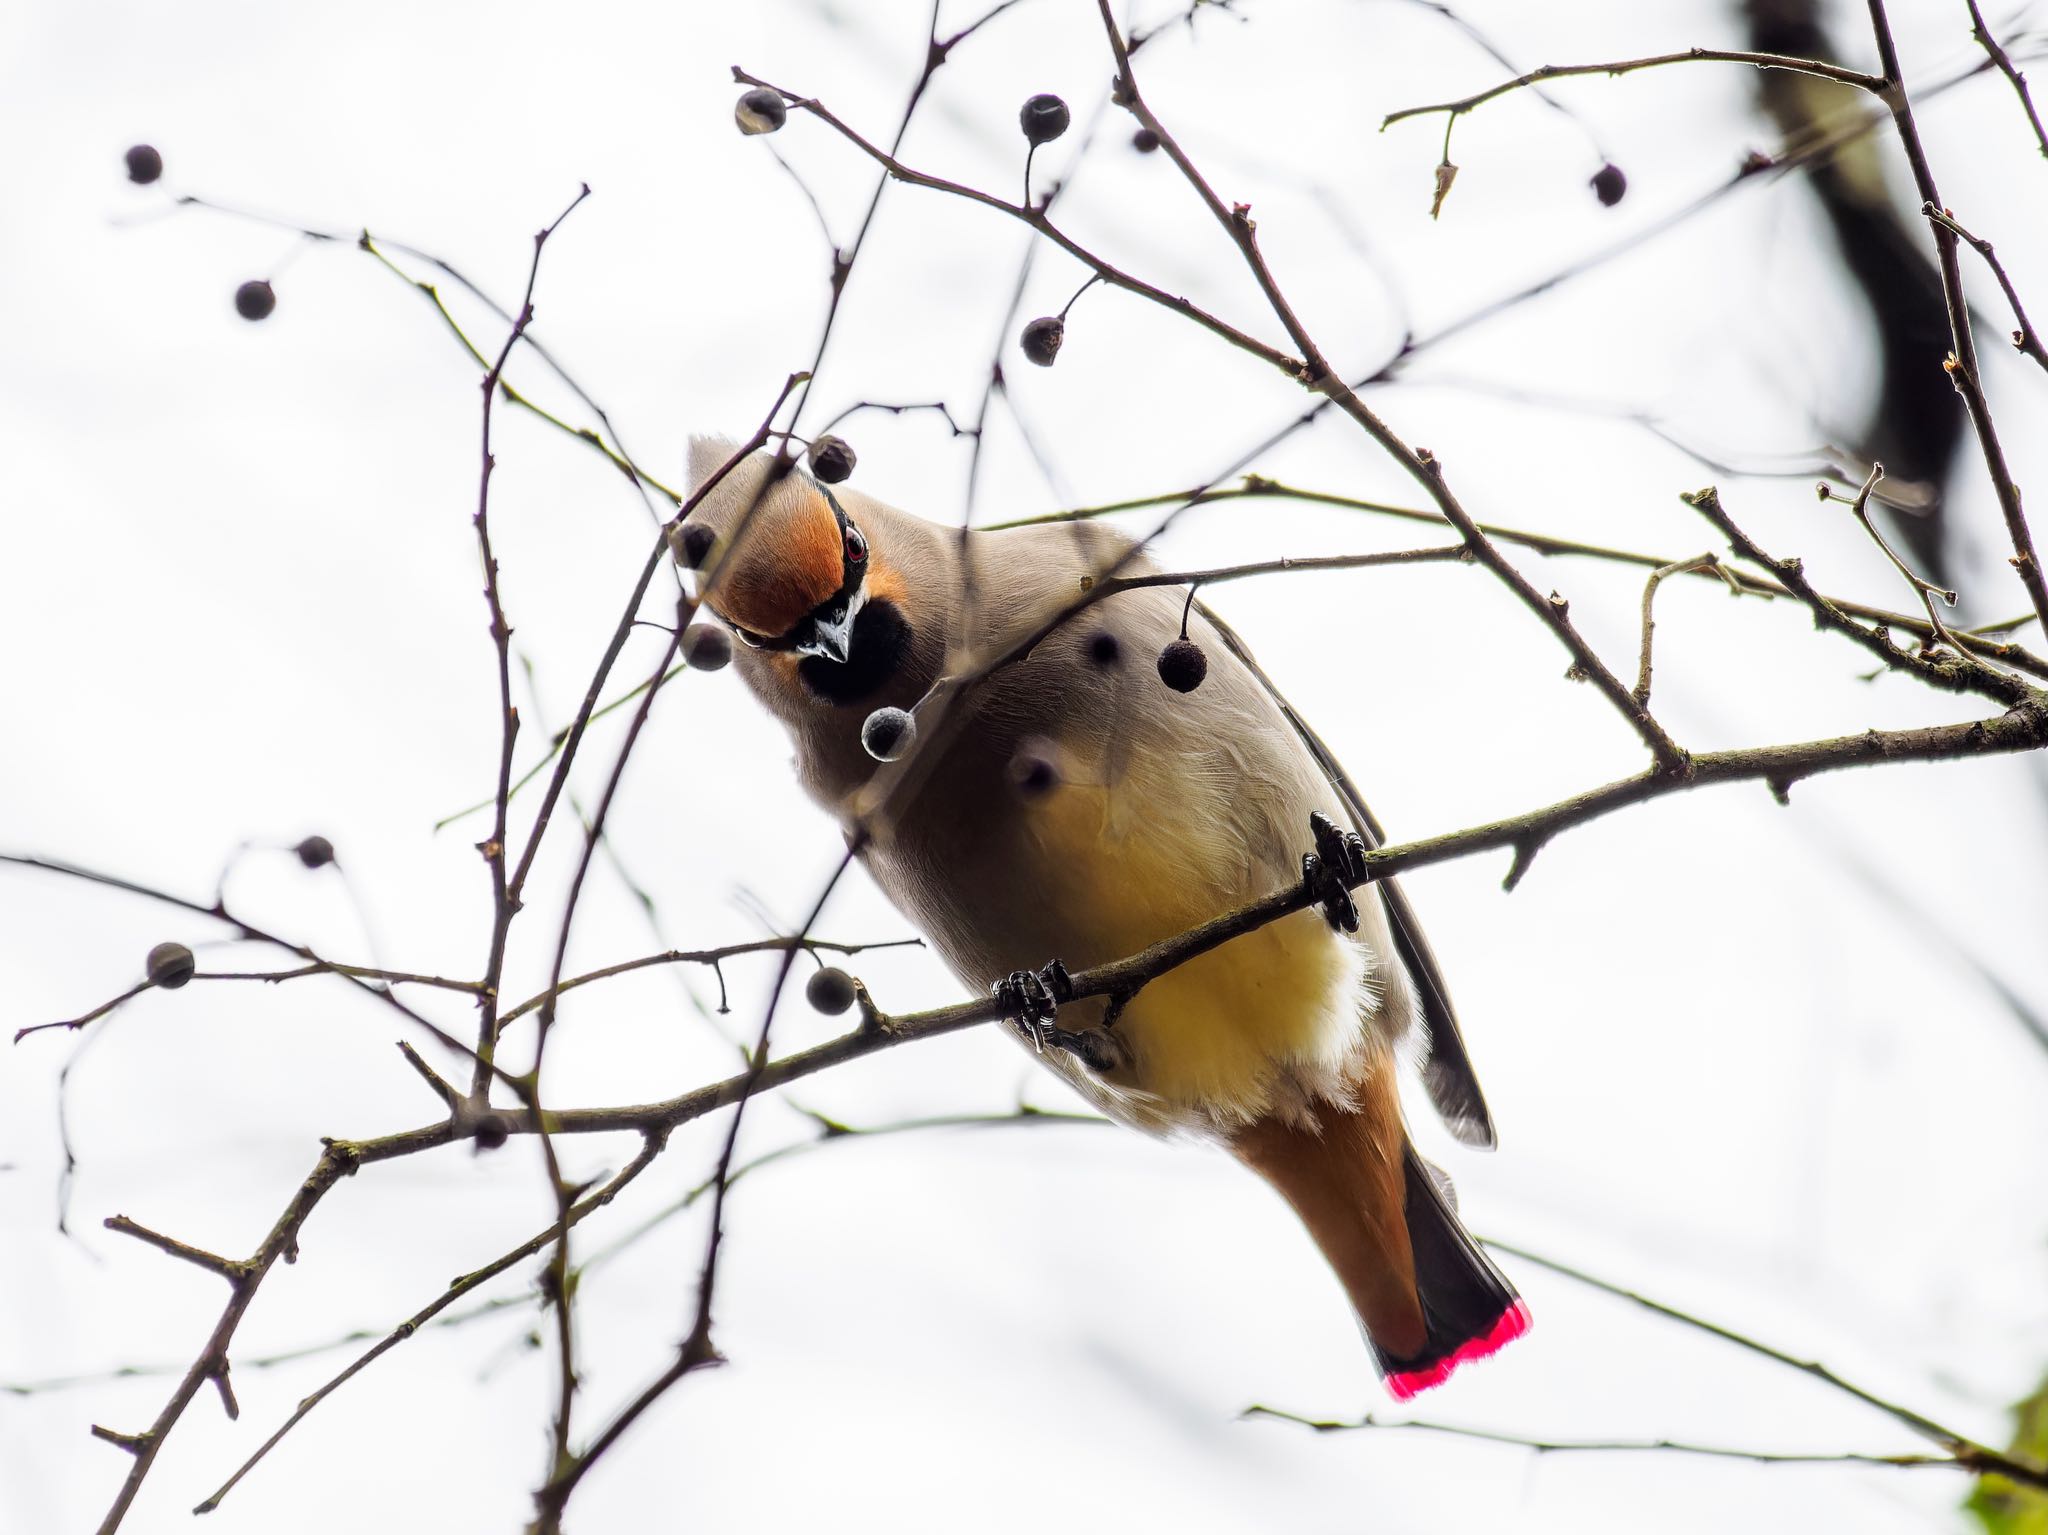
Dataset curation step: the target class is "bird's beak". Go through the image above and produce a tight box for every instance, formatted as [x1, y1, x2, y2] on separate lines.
[797, 587, 866, 664]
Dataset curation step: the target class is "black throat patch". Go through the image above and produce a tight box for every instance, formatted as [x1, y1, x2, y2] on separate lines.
[797, 598, 912, 706]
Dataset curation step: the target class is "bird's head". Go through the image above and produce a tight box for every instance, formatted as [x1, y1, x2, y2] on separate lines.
[680, 439, 913, 704]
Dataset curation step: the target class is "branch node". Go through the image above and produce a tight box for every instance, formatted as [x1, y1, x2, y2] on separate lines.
[1503, 838, 1545, 892]
[853, 977, 888, 1034]
[91, 1424, 153, 1455]
[210, 1360, 240, 1421]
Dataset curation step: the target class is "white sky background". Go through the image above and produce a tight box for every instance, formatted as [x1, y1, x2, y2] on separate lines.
[4, 0, 2048, 1529]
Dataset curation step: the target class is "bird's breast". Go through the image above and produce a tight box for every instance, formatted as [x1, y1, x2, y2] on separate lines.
[873, 743, 1371, 1130]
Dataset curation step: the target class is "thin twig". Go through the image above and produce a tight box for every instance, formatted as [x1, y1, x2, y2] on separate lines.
[394, 1041, 462, 1110]
[1963, 0, 2048, 159]
[190, 1110, 1093, 1512]
[1243, 1405, 1962, 1471]
[354, 236, 681, 504]
[983, 476, 2048, 678]
[1822, 464, 1974, 661]
[1092, 1, 1694, 772]
[1685, 485, 2029, 706]
[1923, 203, 2048, 374]
[468, 182, 592, 1096]
[102, 1216, 249, 1283]
[191, 1134, 665, 1516]
[1381, 48, 1885, 130]
[1485, 1238, 2048, 1492]
[1864, 0, 2048, 634]
[527, 842, 864, 1530]
[730, 68, 1303, 377]
[2, 855, 496, 1080]
[495, 935, 924, 1029]
[91, 1135, 432, 1535]
[1633, 554, 1734, 705]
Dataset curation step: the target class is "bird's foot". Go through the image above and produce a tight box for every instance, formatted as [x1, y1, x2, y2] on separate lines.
[993, 961, 1130, 1073]
[1303, 810, 1370, 933]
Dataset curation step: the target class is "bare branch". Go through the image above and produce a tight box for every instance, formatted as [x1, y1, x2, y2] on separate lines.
[728, 68, 1305, 377]
[1821, 465, 1976, 662]
[1381, 49, 1885, 134]
[395, 1041, 462, 1110]
[1633, 554, 1736, 706]
[1244, 1404, 1962, 1472]
[1487, 1237, 2048, 1492]
[494, 935, 924, 1030]
[1092, 0, 1692, 771]
[987, 475, 2048, 678]
[192, 1134, 664, 1517]
[14, 980, 151, 1043]
[1963, 0, 2048, 159]
[1684, 486, 2030, 705]
[1924, 203, 2048, 374]
[102, 1216, 249, 1284]
[1863, 0, 2048, 634]
[93, 1136, 417, 1534]
[468, 182, 592, 1096]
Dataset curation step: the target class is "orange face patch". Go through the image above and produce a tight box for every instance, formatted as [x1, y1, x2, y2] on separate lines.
[712, 486, 847, 641]
[863, 554, 906, 609]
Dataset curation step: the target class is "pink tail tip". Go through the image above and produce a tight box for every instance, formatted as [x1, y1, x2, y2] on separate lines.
[1383, 1299, 1532, 1401]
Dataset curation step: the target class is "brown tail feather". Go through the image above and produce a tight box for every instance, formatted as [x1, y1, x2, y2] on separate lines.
[1228, 1069, 1425, 1360]
[1230, 1066, 1528, 1394]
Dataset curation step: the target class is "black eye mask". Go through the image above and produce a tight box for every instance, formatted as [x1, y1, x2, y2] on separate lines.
[798, 598, 913, 705]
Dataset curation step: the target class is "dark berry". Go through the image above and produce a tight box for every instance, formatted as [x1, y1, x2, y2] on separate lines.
[235, 280, 275, 321]
[1086, 631, 1121, 666]
[124, 145, 163, 185]
[808, 434, 856, 484]
[1019, 94, 1071, 147]
[294, 835, 335, 869]
[1590, 163, 1627, 207]
[682, 623, 732, 672]
[146, 941, 196, 989]
[1131, 127, 1160, 154]
[805, 966, 857, 1015]
[861, 707, 916, 762]
[471, 1113, 511, 1150]
[1007, 738, 1060, 799]
[1157, 637, 1208, 693]
[736, 88, 787, 136]
[672, 521, 717, 569]
[1020, 315, 1064, 368]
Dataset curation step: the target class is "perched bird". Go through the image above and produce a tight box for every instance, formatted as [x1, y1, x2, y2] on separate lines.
[684, 441, 1527, 1396]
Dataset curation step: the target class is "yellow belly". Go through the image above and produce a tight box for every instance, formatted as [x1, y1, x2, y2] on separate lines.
[1027, 780, 1359, 1119]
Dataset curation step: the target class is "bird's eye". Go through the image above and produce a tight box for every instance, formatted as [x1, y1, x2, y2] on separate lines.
[844, 524, 868, 564]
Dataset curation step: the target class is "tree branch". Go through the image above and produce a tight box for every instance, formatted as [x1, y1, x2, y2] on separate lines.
[1962, 0, 2048, 160]
[1487, 1237, 2048, 1492]
[1244, 1405, 1962, 1472]
[1864, 0, 2048, 634]
[1923, 202, 2048, 375]
[1381, 48, 1885, 132]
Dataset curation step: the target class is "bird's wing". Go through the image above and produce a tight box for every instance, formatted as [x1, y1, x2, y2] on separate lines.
[1196, 600, 1498, 1150]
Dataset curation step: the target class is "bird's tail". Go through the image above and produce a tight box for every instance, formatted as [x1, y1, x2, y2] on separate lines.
[1377, 1141, 1530, 1398]
[1229, 1074, 1527, 1398]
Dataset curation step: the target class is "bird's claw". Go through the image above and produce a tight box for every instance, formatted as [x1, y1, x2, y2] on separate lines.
[995, 959, 1073, 1040]
[1303, 810, 1369, 933]
[994, 961, 1128, 1073]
